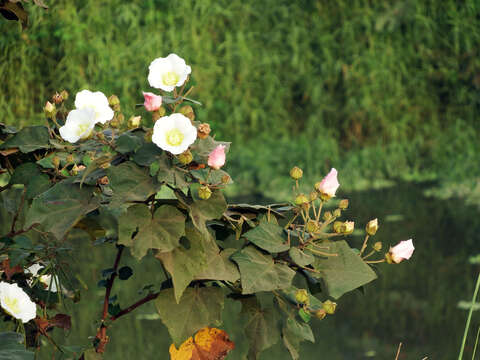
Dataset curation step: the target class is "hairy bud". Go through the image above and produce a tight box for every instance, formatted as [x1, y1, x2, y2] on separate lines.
[294, 289, 309, 305]
[198, 185, 212, 200]
[295, 194, 309, 206]
[128, 115, 142, 129]
[179, 105, 195, 121]
[177, 150, 193, 165]
[197, 123, 211, 139]
[338, 199, 349, 209]
[290, 166, 303, 180]
[322, 300, 337, 315]
[366, 218, 379, 236]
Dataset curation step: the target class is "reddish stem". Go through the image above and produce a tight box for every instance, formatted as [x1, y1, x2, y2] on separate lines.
[110, 292, 160, 321]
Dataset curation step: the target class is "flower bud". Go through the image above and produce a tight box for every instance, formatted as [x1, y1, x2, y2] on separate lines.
[373, 241, 382, 251]
[128, 115, 142, 129]
[179, 105, 195, 121]
[387, 239, 415, 264]
[208, 145, 226, 170]
[198, 185, 212, 200]
[366, 218, 379, 236]
[97, 176, 109, 185]
[66, 154, 74, 164]
[108, 95, 120, 107]
[71, 164, 79, 176]
[294, 289, 309, 305]
[221, 174, 231, 184]
[100, 162, 111, 169]
[290, 166, 303, 180]
[44, 101, 56, 118]
[153, 107, 166, 122]
[197, 123, 211, 139]
[338, 199, 349, 209]
[314, 309, 326, 320]
[323, 211, 332, 221]
[343, 221, 354, 234]
[305, 220, 319, 234]
[142, 92, 162, 112]
[97, 132, 105, 140]
[308, 192, 317, 202]
[60, 90, 69, 100]
[177, 150, 193, 165]
[77, 165, 86, 172]
[295, 194, 309, 206]
[144, 129, 153, 142]
[315, 168, 340, 200]
[333, 221, 343, 233]
[52, 156, 61, 168]
[333, 209, 341, 217]
[52, 92, 63, 104]
[322, 300, 337, 315]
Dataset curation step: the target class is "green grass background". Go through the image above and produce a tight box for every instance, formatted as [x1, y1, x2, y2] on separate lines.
[1, 0, 479, 194]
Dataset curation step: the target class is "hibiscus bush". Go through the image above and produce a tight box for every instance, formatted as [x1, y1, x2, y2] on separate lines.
[0, 54, 414, 359]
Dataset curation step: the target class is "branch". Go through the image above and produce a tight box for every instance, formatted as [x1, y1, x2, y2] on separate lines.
[110, 292, 160, 322]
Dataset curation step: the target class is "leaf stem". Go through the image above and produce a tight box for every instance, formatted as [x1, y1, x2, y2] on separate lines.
[110, 292, 160, 321]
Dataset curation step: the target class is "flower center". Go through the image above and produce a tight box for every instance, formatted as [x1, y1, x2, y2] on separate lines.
[162, 71, 180, 86]
[76, 123, 92, 139]
[4, 296, 20, 315]
[165, 128, 184, 147]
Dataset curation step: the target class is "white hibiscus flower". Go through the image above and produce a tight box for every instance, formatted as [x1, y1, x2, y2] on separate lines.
[152, 113, 197, 155]
[59, 108, 96, 143]
[0, 282, 36, 323]
[74, 89, 114, 124]
[148, 54, 192, 92]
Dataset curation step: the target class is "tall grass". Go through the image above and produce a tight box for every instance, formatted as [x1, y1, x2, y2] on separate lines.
[1, 0, 479, 190]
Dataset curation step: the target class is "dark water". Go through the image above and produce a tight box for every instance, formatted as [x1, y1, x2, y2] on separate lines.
[38, 181, 479, 359]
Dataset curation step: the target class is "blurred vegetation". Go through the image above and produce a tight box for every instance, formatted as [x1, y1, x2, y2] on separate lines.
[1, 0, 479, 194]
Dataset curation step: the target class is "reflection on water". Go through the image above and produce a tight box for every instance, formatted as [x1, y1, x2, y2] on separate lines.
[41, 181, 479, 359]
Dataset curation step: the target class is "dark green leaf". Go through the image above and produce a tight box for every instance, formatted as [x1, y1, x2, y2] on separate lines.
[311, 240, 377, 299]
[298, 308, 311, 323]
[115, 132, 143, 154]
[282, 317, 314, 360]
[25, 182, 99, 240]
[132, 142, 163, 166]
[289, 247, 314, 267]
[188, 189, 227, 236]
[9, 163, 50, 199]
[155, 287, 224, 346]
[241, 297, 280, 359]
[243, 222, 290, 253]
[118, 204, 185, 260]
[232, 246, 296, 294]
[0, 126, 49, 153]
[107, 162, 158, 204]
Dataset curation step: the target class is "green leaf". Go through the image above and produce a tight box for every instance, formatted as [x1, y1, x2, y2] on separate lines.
[312, 240, 377, 299]
[194, 248, 240, 283]
[191, 136, 230, 161]
[115, 132, 143, 154]
[118, 204, 185, 260]
[107, 161, 158, 204]
[281, 286, 324, 311]
[243, 222, 290, 253]
[188, 189, 227, 236]
[231, 246, 295, 294]
[9, 163, 50, 200]
[82, 349, 103, 360]
[0, 187, 25, 236]
[155, 287, 224, 346]
[289, 247, 314, 267]
[25, 182, 99, 240]
[132, 142, 163, 166]
[155, 223, 208, 302]
[0, 126, 49, 153]
[297, 308, 311, 323]
[282, 317, 314, 360]
[0, 332, 34, 360]
[241, 297, 280, 359]
[155, 154, 189, 188]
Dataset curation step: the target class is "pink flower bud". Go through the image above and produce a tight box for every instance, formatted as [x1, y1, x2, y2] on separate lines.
[143, 92, 162, 112]
[315, 168, 340, 198]
[389, 239, 415, 263]
[208, 145, 226, 170]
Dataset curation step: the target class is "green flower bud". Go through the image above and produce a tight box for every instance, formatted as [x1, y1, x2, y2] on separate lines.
[322, 300, 337, 314]
[108, 94, 120, 107]
[295, 194, 309, 206]
[71, 164, 79, 176]
[290, 166, 303, 180]
[128, 115, 142, 129]
[294, 289, 309, 305]
[333, 221, 343, 234]
[177, 150, 193, 165]
[333, 208, 341, 217]
[338, 199, 349, 209]
[179, 105, 195, 121]
[97, 132, 105, 140]
[305, 220, 319, 234]
[60, 90, 69, 101]
[314, 309, 327, 320]
[323, 211, 332, 221]
[309, 191, 318, 201]
[373, 241, 383, 251]
[44, 101, 56, 118]
[366, 218, 379, 236]
[66, 154, 74, 164]
[343, 221, 354, 234]
[198, 185, 212, 200]
[153, 107, 166, 122]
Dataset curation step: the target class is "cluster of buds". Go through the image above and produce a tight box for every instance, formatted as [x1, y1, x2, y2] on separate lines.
[295, 289, 337, 321]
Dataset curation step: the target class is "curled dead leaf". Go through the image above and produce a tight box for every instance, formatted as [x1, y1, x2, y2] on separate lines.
[170, 327, 235, 360]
